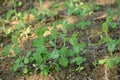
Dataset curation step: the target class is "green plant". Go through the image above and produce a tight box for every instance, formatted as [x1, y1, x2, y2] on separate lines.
[2, 45, 11, 56]
[30, 9, 39, 20]
[69, 33, 86, 71]
[20, 26, 31, 37]
[25, 24, 86, 74]
[51, 2, 59, 9]
[66, 1, 92, 17]
[99, 56, 120, 68]
[6, 10, 14, 21]
[9, 0, 23, 20]
[76, 20, 91, 30]
[12, 45, 32, 73]
[8, 28, 26, 72]
[99, 15, 119, 53]
[39, 0, 43, 8]
[31, 8, 53, 21]
[70, 56, 86, 71]
[98, 10, 120, 68]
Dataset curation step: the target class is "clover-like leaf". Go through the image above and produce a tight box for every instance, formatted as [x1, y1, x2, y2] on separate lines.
[49, 49, 59, 59]
[107, 39, 117, 52]
[102, 22, 108, 33]
[70, 57, 86, 65]
[2, 45, 11, 56]
[59, 57, 68, 67]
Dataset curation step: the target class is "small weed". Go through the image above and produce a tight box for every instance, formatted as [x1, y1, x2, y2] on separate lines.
[99, 56, 120, 68]
[98, 11, 120, 68]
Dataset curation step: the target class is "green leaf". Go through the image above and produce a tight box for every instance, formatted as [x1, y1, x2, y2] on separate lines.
[49, 29, 57, 40]
[41, 67, 49, 76]
[32, 37, 44, 47]
[98, 37, 107, 44]
[18, 1, 22, 6]
[76, 21, 91, 30]
[78, 42, 86, 51]
[20, 26, 31, 37]
[92, 4, 100, 10]
[36, 46, 46, 54]
[33, 52, 43, 64]
[73, 45, 80, 54]
[67, 7, 74, 16]
[69, 33, 78, 46]
[51, 2, 59, 9]
[73, 0, 80, 2]
[117, 0, 120, 3]
[117, 38, 120, 44]
[24, 51, 31, 64]
[73, 42, 86, 54]
[45, 9, 52, 17]
[107, 9, 115, 17]
[13, 45, 20, 55]
[50, 40, 56, 47]
[39, 0, 43, 4]
[2, 45, 11, 56]
[40, 64, 49, 76]
[23, 67, 28, 74]
[99, 56, 120, 68]
[65, 0, 73, 8]
[106, 16, 113, 24]
[24, 57, 29, 64]
[107, 40, 117, 52]
[76, 66, 84, 71]
[70, 57, 86, 65]
[11, 35, 18, 44]
[16, 22, 26, 30]
[68, 50, 75, 56]
[26, 51, 31, 57]
[30, 9, 39, 20]
[102, 22, 108, 32]
[54, 64, 60, 72]
[98, 59, 107, 64]
[5, 28, 13, 35]
[59, 47, 69, 57]
[12, 58, 20, 71]
[59, 57, 68, 67]
[106, 59, 118, 68]
[49, 49, 59, 59]
[6, 10, 13, 20]
[35, 28, 46, 37]
[110, 22, 118, 28]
